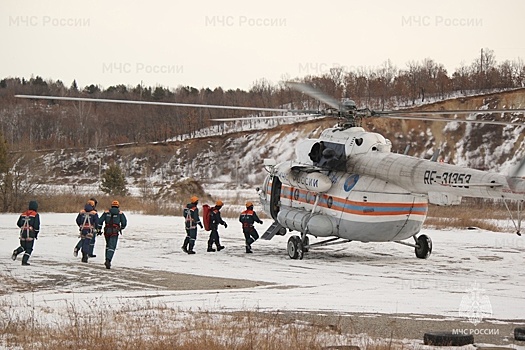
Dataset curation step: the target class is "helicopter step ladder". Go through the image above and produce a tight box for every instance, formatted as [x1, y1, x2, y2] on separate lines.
[261, 221, 285, 240]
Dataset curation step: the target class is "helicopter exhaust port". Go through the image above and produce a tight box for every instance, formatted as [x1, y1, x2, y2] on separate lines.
[308, 141, 347, 170]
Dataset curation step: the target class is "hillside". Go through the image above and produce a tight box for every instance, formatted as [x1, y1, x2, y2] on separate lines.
[14, 89, 525, 205]
[367, 88, 525, 173]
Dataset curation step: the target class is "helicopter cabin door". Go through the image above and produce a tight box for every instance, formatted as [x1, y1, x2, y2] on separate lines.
[269, 175, 282, 220]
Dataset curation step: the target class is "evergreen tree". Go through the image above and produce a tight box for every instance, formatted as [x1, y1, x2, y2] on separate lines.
[71, 79, 78, 92]
[152, 86, 166, 100]
[100, 164, 128, 196]
[84, 84, 100, 94]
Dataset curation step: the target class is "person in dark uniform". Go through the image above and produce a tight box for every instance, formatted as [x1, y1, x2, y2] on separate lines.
[207, 200, 227, 252]
[12, 200, 41, 266]
[182, 196, 203, 254]
[97, 200, 127, 269]
[74, 197, 98, 258]
[239, 201, 263, 253]
[75, 200, 99, 263]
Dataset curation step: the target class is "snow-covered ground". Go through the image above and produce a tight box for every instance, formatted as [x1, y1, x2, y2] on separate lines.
[1, 212, 524, 324]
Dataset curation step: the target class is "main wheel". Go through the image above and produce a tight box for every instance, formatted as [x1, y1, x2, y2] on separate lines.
[287, 236, 303, 260]
[415, 234, 432, 259]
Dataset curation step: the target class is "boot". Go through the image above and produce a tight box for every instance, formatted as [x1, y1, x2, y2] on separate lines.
[207, 246, 216, 252]
[188, 241, 196, 254]
[22, 255, 30, 265]
[12, 249, 18, 261]
[246, 245, 252, 254]
[217, 245, 225, 251]
[104, 259, 111, 269]
[181, 237, 189, 253]
[88, 254, 96, 258]
[81, 253, 88, 263]
[73, 248, 79, 257]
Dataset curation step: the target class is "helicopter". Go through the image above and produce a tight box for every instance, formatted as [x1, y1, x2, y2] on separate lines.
[16, 83, 525, 260]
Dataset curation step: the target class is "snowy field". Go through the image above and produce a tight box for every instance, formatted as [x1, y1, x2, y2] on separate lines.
[1, 212, 525, 344]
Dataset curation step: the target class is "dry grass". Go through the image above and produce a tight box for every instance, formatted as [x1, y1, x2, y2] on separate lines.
[0, 299, 406, 350]
[426, 198, 517, 232]
[31, 193, 183, 216]
[30, 191, 517, 226]
[30, 190, 265, 218]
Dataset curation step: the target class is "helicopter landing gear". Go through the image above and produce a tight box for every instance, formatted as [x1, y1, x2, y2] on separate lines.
[287, 236, 304, 260]
[301, 234, 309, 253]
[415, 234, 432, 259]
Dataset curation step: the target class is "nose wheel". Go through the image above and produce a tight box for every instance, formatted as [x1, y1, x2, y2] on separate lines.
[287, 236, 304, 260]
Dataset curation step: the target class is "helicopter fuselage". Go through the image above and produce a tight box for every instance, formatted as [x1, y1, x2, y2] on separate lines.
[259, 126, 525, 246]
[260, 170, 428, 242]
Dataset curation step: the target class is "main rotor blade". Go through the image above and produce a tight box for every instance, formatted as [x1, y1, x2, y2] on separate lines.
[377, 108, 525, 116]
[375, 114, 525, 126]
[211, 114, 322, 122]
[286, 82, 342, 110]
[15, 95, 290, 113]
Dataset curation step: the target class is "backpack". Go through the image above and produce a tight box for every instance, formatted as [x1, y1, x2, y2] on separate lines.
[202, 204, 211, 231]
[104, 213, 121, 235]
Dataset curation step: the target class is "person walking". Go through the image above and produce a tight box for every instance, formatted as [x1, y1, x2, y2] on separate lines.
[207, 200, 227, 252]
[97, 200, 127, 269]
[182, 196, 203, 254]
[239, 201, 263, 253]
[12, 200, 41, 266]
[74, 197, 99, 258]
[75, 200, 99, 263]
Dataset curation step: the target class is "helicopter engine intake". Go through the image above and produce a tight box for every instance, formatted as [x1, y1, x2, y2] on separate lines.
[276, 164, 332, 192]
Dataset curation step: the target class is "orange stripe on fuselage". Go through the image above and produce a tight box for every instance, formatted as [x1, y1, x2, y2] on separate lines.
[278, 185, 428, 216]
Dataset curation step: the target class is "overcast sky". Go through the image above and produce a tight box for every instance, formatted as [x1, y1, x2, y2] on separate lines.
[2, 0, 524, 91]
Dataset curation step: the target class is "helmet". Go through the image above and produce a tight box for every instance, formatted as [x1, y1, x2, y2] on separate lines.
[87, 200, 95, 207]
[216, 200, 224, 207]
[246, 201, 253, 208]
[111, 200, 120, 207]
[190, 196, 199, 203]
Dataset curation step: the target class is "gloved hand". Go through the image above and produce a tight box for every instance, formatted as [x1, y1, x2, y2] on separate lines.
[223, 222, 228, 228]
[259, 220, 263, 225]
[198, 222, 204, 229]
[96, 229, 102, 236]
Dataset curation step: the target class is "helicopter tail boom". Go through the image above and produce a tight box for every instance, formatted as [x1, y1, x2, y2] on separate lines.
[347, 152, 525, 202]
